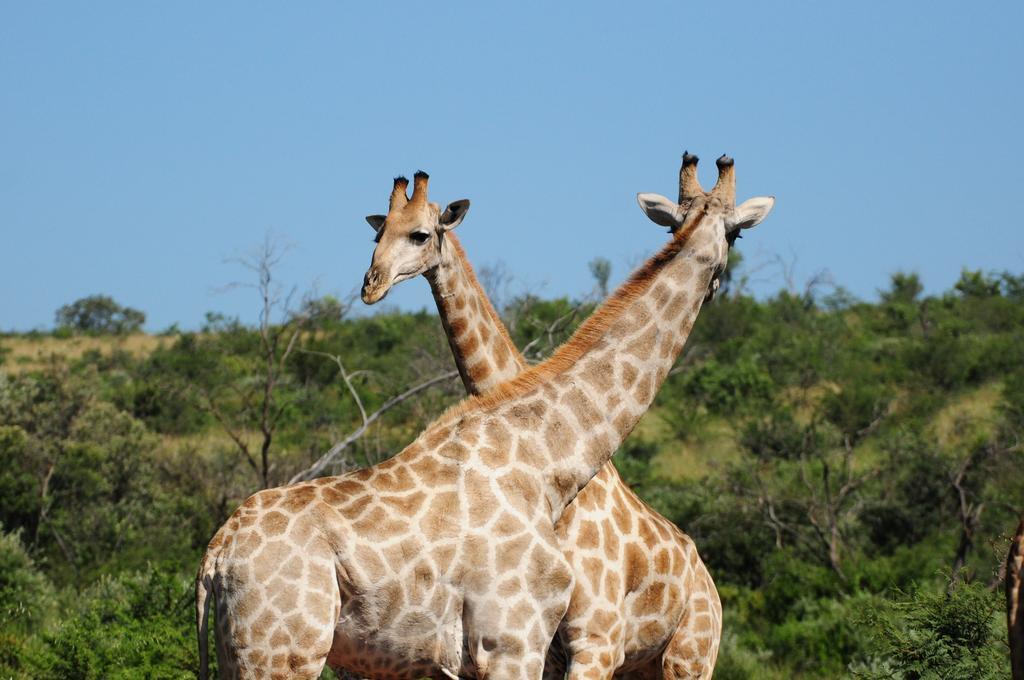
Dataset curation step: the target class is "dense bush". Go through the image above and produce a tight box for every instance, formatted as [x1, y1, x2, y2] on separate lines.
[853, 581, 1005, 679]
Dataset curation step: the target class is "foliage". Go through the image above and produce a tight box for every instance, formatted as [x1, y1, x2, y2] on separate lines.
[0, 528, 56, 678]
[1, 265, 1022, 677]
[23, 567, 197, 679]
[853, 580, 1005, 679]
[55, 295, 146, 335]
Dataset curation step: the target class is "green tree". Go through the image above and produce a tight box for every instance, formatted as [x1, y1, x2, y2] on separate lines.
[588, 257, 612, 298]
[55, 295, 145, 335]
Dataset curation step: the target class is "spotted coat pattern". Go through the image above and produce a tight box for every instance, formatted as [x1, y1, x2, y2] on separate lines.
[389, 231, 721, 680]
[197, 163, 749, 680]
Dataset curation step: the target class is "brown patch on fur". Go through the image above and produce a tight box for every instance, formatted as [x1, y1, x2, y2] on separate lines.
[434, 544, 457, 575]
[351, 505, 386, 534]
[625, 324, 659, 360]
[281, 484, 317, 513]
[354, 544, 386, 582]
[279, 555, 304, 580]
[543, 410, 574, 454]
[551, 468, 577, 506]
[637, 515, 659, 548]
[438, 440, 469, 461]
[332, 478, 367, 498]
[479, 445, 509, 469]
[497, 576, 520, 598]
[620, 362, 639, 390]
[632, 582, 666, 616]
[577, 520, 601, 549]
[465, 360, 492, 383]
[466, 469, 499, 527]
[339, 495, 371, 520]
[379, 490, 426, 516]
[250, 608, 276, 642]
[638, 620, 665, 645]
[613, 409, 635, 438]
[259, 511, 289, 537]
[494, 341, 512, 371]
[460, 331, 481, 356]
[320, 485, 345, 505]
[494, 512, 526, 537]
[513, 436, 546, 467]
[654, 547, 672, 574]
[624, 543, 649, 592]
[230, 531, 262, 559]
[484, 418, 511, 448]
[504, 601, 535, 632]
[448, 316, 468, 338]
[270, 622, 290, 647]
[422, 425, 452, 450]
[420, 491, 460, 541]
[564, 386, 601, 430]
[576, 482, 599, 511]
[270, 583, 300, 611]
[583, 479, 607, 506]
[582, 556, 605, 584]
[497, 469, 539, 514]
[602, 518, 621, 559]
[665, 290, 691, 320]
[580, 358, 614, 392]
[258, 488, 284, 507]
[651, 281, 672, 309]
[605, 570, 620, 602]
[409, 454, 457, 485]
[496, 533, 533, 571]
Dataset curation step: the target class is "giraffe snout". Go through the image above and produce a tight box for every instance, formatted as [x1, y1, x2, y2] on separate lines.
[361, 267, 388, 305]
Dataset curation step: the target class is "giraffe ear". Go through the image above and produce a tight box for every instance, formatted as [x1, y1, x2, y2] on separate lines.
[439, 199, 470, 232]
[365, 215, 386, 232]
[730, 196, 775, 231]
[636, 193, 683, 228]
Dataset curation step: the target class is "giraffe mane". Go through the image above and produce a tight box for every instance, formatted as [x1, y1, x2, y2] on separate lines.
[434, 210, 706, 426]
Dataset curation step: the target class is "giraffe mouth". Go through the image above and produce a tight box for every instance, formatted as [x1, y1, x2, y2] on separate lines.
[392, 269, 419, 284]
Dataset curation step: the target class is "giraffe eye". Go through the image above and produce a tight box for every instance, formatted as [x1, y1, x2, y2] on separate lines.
[409, 232, 430, 245]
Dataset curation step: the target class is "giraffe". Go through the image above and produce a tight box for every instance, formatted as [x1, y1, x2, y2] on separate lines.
[359, 156, 740, 678]
[196, 158, 774, 680]
[1009, 518, 1024, 680]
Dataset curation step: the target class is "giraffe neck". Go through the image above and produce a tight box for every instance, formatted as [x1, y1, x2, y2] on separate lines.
[424, 234, 527, 395]
[435, 212, 727, 519]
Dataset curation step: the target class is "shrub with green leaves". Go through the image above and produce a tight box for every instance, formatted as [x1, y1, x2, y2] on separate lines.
[853, 581, 1006, 679]
[0, 528, 56, 678]
[26, 568, 197, 679]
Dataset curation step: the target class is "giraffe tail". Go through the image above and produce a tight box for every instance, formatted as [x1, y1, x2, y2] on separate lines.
[196, 546, 217, 680]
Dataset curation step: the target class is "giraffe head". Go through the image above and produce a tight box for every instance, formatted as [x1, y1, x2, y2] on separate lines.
[362, 171, 470, 304]
[636, 152, 774, 299]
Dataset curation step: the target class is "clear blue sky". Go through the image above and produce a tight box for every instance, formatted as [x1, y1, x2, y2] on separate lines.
[2, 2, 1022, 331]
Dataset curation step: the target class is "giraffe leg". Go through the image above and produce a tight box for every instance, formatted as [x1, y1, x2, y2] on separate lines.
[214, 550, 340, 679]
[562, 636, 619, 680]
[660, 575, 721, 680]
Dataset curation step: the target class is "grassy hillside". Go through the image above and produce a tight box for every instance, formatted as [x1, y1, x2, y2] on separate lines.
[1, 268, 1022, 678]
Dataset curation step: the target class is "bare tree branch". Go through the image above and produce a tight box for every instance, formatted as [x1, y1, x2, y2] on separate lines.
[300, 350, 368, 426]
[290, 370, 460, 484]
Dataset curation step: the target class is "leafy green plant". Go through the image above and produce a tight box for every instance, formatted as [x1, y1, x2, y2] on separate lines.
[853, 581, 1006, 679]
